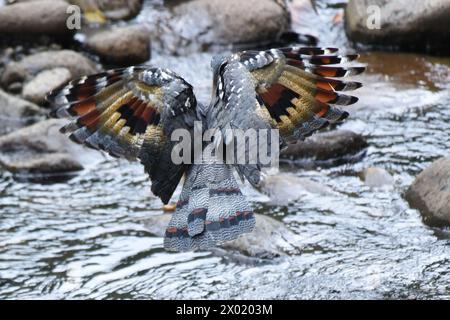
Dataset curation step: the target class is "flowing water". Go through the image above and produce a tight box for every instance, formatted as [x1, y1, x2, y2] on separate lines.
[0, 0, 449, 299]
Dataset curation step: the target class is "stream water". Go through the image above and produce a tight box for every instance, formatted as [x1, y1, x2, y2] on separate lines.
[0, 0, 449, 299]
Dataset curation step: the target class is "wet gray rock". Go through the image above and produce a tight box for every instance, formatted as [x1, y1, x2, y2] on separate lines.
[0, 0, 73, 37]
[7, 0, 142, 21]
[405, 157, 450, 227]
[361, 167, 394, 188]
[144, 213, 172, 238]
[345, 0, 450, 52]
[69, 0, 143, 21]
[91, 0, 142, 20]
[0, 119, 93, 180]
[259, 173, 335, 205]
[222, 214, 297, 258]
[0, 89, 44, 135]
[1, 152, 83, 175]
[22, 68, 72, 105]
[280, 130, 368, 166]
[1, 50, 98, 90]
[85, 25, 151, 65]
[145, 213, 298, 259]
[162, 0, 290, 53]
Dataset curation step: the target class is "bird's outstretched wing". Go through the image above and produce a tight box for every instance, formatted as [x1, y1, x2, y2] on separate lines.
[211, 46, 364, 142]
[47, 66, 198, 204]
[208, 46, 364, 185]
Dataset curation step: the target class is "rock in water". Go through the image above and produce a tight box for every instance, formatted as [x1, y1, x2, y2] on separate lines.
[0, 0, 73, 37]
[280, 130, 368, 167]
[361, 167, 394, 188]
[22, 68, 72, 105]
[1, 50, 98, 90]
[0, 119, 100, 181]
[85, 25, 151, 66]
[345, 0, 450, 53]
[0, 89, 44, 135]
[1, 152, 83, 176]
[405, 157, 450, 227]
[144, 213, 298, 259]
[222, 214, 298, 258]
[259, 173, 335, 205]
[160, 0, 290, 53]
[144, 214, 172, 238]
[72, 0, 143, 21]
[96, 0, 142, 20]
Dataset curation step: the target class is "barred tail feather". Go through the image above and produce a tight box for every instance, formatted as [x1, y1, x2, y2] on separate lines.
[164, 164, 255, 252]
[163, 201, 192, 252]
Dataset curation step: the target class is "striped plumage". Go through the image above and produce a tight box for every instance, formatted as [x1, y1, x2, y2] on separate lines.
[47, 66, 198, 204]
[219, 47, 363, 140]
[164, 160, 254, 251]
[208, 46, 363, 187]
[47, 46, 364, 252]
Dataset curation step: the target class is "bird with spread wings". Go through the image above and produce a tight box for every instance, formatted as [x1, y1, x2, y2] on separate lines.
[46, 46, 364, 252]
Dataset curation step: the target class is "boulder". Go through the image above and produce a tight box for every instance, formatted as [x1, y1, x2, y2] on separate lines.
[280, 130, 368, 167]
[1, 50, 98, 89]
[1, 152, 83, 175]
[0, 0, 73, 37]
[144, 213, 298, 259]
[405, 157, 450, 227]
[22, 68, 72, 105]
[222, 214, 297, 258]
[7, 0, 142, 21]
[90, 0, 142, 20]
[85, 25, 151, 65]
[0, 89, 44, 135]
[259, 173, 335, 205]
[71, 0, 143, 21]
[345, 0, 450, 53]
[161, 0, 290, 53]
[361, 167, 394, 188]
[0, 119, 100, 181]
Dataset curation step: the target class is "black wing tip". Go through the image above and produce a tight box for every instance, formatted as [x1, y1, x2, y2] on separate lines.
[352, 66, 366, 75]
[351, 81, 363, 90]
[156, 191, 171, 205]
[349, 96, 359, 105]
[346, 54, 360, 61]
[278, 46, 339, 56]
[68, 133, 83, 144]
[334, 81, 363, 92]
[319, 119, 330, 130]
[328, 93, 359, 106]
[300, 46, 339, 53]
[340, 110, 350, 121]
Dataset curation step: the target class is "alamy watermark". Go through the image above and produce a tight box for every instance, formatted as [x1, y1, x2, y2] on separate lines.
[171, 121, 280, 167]
[66, 5, 82, 30]
[66, 3, 383, 32]
[366, 5, 381, 30]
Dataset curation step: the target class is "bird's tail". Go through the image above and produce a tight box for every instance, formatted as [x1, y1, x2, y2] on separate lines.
[164, 163, 255, 252]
